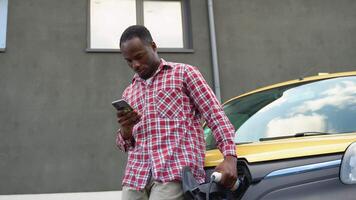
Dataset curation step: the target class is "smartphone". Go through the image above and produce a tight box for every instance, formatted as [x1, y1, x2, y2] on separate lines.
[111, 99, 133, 112]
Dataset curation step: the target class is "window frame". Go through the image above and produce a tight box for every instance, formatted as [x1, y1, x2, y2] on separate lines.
[86, 0, 193, 53]
[0, 0, 8, 52]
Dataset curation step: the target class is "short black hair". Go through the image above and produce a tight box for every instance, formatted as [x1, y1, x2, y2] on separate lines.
[119, 25, 153, 47]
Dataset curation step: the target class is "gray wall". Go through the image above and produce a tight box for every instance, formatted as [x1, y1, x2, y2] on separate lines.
[1, 0, 356, 195]
[0, 0, 212, 194]
[214, 0, 356, 100]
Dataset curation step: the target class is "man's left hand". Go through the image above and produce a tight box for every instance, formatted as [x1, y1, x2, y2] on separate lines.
[214, 155, 238, 189]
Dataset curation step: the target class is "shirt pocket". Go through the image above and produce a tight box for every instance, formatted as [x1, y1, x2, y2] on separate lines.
[156, 88, 184, 119]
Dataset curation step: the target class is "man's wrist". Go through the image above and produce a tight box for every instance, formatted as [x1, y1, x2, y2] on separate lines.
[120, 128, 133, 140]
[225, 155, 237, 161]
[120, 130, 135, 145]
[122, 134, 133, 141]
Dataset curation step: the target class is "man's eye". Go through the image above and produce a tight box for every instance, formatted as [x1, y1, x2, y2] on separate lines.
[135, 54, 144, 59]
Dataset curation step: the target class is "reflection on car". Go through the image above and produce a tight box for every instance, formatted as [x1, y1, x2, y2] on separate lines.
[203, 71, 356, 200]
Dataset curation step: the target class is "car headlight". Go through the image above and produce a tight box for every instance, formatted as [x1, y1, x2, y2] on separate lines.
[340, 142, 356, 184]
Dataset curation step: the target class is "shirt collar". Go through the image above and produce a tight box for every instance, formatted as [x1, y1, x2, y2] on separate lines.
[132, 59, 172, 83]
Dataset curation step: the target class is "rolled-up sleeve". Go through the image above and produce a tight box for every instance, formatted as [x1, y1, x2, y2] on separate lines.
[184, 65, 237, 157]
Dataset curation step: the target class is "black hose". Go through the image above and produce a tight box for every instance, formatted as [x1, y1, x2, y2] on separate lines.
[206, 175, 215, 200]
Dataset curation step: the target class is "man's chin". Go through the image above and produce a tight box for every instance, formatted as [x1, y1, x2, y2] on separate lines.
[138, 73, 148, 80]
[138, 71, 155, 80]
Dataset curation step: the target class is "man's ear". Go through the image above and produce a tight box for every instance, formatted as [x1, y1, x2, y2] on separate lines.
[151, 41, 157, 51]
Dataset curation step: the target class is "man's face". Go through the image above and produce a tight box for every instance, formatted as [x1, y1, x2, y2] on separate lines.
[121, 37, 160, 80]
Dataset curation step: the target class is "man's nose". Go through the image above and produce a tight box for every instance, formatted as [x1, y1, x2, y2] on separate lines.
[132, 60, 140, 70]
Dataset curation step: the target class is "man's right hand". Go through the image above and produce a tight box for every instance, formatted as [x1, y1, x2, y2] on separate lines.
[117, 110, 141, 140]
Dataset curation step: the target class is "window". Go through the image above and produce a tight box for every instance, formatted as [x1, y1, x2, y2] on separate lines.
[0, 0, 8, 52]
[88, 0, 192, 52]
[205, 76, 356, 150]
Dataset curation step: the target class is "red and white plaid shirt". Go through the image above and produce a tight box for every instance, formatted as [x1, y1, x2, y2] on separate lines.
[116, 59, 236, 190]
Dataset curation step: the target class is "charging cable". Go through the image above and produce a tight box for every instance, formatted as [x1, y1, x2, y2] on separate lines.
[207, 175, 215, 200]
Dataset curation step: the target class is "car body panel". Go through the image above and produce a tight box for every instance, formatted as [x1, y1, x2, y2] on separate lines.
[242, 166, 354, 200]
[202, 153, 356, 200]
[239, 154, 355, 200]
[205, 132, 356, 167]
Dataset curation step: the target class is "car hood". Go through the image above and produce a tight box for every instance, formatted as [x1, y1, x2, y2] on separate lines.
[205, 132, 356, 167]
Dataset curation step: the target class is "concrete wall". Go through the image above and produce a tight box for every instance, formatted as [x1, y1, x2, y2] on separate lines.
[0, 0, 212, 194]
[1, 0, 356, 195]
[214, 0, 356, 100]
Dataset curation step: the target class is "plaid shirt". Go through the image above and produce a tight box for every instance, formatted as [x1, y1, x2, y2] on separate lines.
[116, 59, 236, 190]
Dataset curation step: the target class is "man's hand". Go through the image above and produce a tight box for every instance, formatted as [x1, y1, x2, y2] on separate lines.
[117, 109, 141, 140]
[214, 155, 238, 189]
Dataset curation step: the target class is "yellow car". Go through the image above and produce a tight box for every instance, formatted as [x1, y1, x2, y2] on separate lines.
[184, 71, 356, 200]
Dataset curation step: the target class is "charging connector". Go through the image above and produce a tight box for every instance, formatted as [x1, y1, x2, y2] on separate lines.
[211, 172, 240, 191]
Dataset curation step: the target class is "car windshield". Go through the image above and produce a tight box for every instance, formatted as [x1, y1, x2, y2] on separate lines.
[204, 76, 356, 150]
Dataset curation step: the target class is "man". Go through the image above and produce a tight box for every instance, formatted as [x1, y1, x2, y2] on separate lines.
[116, 25, 237, 200]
